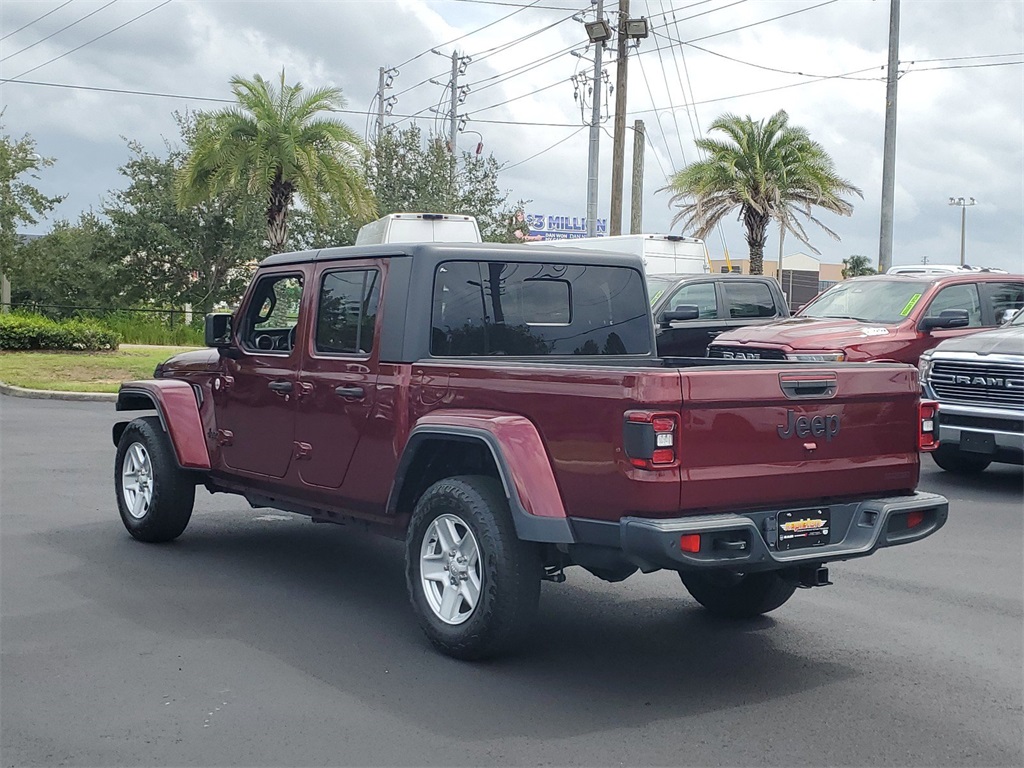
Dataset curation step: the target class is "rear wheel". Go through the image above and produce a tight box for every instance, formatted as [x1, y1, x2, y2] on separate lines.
[680, 570, 797, 618]
[931, 444, 991, 474]
[115, 416, 195, 542]
[405, 475, 541, 660]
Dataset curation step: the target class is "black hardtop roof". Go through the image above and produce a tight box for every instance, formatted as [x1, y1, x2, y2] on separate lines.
[260, 241, 644, 270]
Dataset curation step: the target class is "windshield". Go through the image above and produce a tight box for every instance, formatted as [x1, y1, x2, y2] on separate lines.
[800, 279, 931, 324]
[1010, 308, 1024, 326]
[645, 275, 678, 306]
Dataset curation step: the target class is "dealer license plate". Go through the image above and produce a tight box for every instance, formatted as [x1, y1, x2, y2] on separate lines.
[777, 508, 831, 551]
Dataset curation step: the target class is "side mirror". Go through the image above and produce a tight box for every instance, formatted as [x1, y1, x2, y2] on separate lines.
[920, 308, 970, 331]
[659, 305, 700, 327]
[205, 313, 234, 347]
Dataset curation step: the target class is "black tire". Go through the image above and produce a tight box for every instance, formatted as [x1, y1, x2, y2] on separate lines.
[405, 475, 541, 660]
[679, 569, 797, 618]
[931, 444, 991, 474]
[114, 416, 195, 543]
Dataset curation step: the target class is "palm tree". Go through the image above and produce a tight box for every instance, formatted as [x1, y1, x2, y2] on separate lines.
[176, 71, 376, 253]
[842, 254, 877, 278]
[663, 110, 861, 275]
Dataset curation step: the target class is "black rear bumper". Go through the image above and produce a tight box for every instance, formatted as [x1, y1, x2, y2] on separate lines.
[568, 492, 948, 573]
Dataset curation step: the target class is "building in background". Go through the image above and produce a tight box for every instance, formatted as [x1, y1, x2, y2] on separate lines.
[708, 252, 845, 311]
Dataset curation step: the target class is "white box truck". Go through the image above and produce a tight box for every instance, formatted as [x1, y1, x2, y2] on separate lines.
[355, 213, 482, 245]
[535, 234, 710, 275]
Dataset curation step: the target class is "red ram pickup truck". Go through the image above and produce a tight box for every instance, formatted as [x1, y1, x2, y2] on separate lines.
[112, 243, 948, 659]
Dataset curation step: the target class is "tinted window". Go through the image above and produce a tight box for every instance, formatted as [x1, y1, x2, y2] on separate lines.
[722, 281, 777, 318]
[241, 274, 303, 352]
[985, 281, 1024, 324]
[666, 282, 717, 319]
[431, 261, 650, 356]
[316, 269, 381, 354]
[646, 275, 678, 306]
[925, 283, 982, 327]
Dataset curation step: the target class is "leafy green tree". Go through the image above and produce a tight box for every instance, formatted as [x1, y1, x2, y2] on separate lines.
[842, 253, 876, 279]
[663, 110, 861, 275]
[107, 134, 265, 313]
[176, 71, 376, 253]
[0, 122, 64, 309]
[368, 125, 514, 242]
[3, 214, 122, 316]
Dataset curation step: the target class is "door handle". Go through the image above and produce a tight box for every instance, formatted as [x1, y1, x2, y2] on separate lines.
[268, 380, 293, 393]
[334, 385, 365, 398]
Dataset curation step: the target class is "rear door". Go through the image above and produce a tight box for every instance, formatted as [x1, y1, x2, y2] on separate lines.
[294, 260, 383, 491]
[675, 363, 921, 512]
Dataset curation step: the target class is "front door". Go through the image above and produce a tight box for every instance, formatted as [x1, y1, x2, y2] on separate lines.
[294, 262, 383, 491]
[655, 281, 721, 357]
[214, 269, 307, 478]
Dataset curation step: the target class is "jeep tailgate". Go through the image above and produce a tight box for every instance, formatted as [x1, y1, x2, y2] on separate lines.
[676, 363, 921, 512]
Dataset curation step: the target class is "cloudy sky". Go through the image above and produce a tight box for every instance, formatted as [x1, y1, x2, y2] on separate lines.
[2, 0, 1022, 271]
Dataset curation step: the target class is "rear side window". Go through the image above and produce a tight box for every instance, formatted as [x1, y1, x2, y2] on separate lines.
[924, 283, 982, 327]
[315, 269, 381, 355]
[431, 261, 650, 356]
[722, 281, 778, 318]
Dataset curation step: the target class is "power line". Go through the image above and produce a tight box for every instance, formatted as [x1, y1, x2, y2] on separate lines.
[470, 76, 569, 114]
[394, 0, 544, 70]
[8, 0, 174, 81]
[503, 126, 586, 170]
[0, 0, 118, 62]
[1, 0, 76, 42]
[450, 0, 583, 9]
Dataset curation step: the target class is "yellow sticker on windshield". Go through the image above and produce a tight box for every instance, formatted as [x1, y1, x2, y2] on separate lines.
[650, 290, 664, 306]
[900, 293, 922, 316]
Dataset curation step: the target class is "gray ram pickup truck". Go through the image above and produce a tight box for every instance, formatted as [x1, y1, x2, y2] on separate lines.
[919, 308, 1024, 473]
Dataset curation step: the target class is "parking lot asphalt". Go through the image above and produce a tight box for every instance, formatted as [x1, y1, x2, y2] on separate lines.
[1, 396, 1022, 767]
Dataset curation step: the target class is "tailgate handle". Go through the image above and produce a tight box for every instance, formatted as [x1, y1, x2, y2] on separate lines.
[779, 373, 837, 399]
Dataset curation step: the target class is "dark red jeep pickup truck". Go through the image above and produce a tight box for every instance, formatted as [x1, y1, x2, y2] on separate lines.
[112, 243, 948, 659]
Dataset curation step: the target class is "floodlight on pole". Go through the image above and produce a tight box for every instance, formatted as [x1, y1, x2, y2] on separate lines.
[624, 17, 649, 39]
[585, 19, 612, 42]
[948, 196, 976, 266]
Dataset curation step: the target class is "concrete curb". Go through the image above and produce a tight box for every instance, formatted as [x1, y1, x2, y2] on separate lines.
[0, 381, 117, 402]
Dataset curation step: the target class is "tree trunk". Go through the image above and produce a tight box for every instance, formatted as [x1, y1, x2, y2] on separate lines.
[266, 171, 294, 253]
[743, 206, 770, 275]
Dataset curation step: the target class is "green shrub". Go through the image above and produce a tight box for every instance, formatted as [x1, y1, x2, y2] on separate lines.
[100, 312, 203, 346]
[0, 313, 120, 351]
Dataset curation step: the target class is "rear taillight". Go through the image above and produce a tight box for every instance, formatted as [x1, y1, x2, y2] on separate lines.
[919, 400, 939, 452]
[624, 411, 678, 470]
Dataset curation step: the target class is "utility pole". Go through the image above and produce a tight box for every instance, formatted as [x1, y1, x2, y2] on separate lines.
[375, 67, 397, 138]
[609, 0, 630, 236]
[449, 51, 460, 155]
[585, 0, 606, 238]
[630, 119, 645, 234]
[877, 0, 900, 273]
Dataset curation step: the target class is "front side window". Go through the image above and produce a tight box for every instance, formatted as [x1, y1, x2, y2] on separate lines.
[666, 282, 717, 319]
[241, 274, 303, 352]
[316, 269, 381, 355]
[985, 281, 1024, 324]
[431, 261, 651, 356]
[800, 279, 930, 324]
[924, 283, 982, 327]
[722, 281, 777, 318]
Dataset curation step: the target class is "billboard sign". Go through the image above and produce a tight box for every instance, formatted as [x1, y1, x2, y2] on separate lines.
[524, 213, 607, 240]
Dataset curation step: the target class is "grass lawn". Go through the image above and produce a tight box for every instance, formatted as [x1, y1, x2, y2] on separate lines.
[0, 347, 200, 393]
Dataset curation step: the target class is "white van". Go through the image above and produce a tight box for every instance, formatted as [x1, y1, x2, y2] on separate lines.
[355, 213, 482, 245]
[536, 234, 710, 275]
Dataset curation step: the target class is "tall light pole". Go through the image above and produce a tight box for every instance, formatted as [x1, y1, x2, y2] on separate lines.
[583, 1, 610, 238]
[948, 196, 976, 266]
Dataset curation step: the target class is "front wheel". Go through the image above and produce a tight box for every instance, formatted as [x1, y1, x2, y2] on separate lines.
[680, 570, 797, 618]
[405, 475, 541, 660]
[115, 416, 195, 542]
[931, 444, 992, 474]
